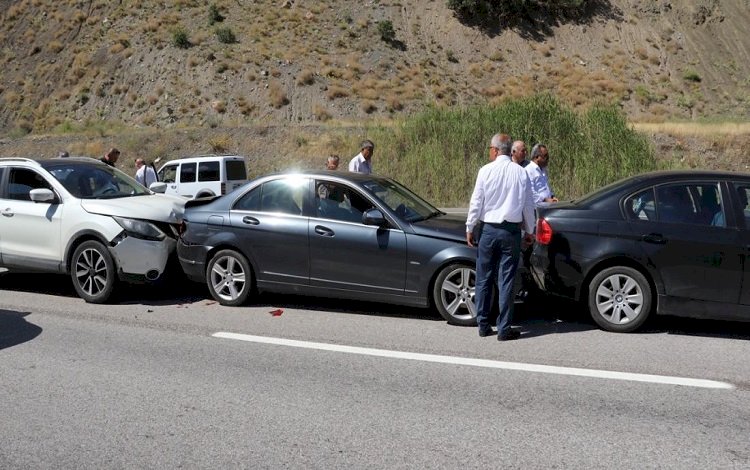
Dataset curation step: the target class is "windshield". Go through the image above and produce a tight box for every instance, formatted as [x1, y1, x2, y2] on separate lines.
[361, 178, 440, 222]
[46, 163, 150, 199]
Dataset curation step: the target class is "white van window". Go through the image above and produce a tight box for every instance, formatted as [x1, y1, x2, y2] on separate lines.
[199, 161, 220, 182]
[180, 163, 196, 183]
[160, 165, 178, 183]
[226, 160, 247, 180]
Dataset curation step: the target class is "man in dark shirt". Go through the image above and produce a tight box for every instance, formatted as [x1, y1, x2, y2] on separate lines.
[101, 148, 120, 167]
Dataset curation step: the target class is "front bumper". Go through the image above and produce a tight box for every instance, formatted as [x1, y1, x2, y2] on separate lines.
[110, 235, 176, 281]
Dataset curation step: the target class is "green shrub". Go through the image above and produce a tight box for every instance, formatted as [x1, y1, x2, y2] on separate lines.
[215, 27, 237, 44]
[683, 70, 702, 83]
[377, 20, 396, 42]
[208, 4, 224, 25]
[447, 0, 589, 23]
[172, 28, 191, 49]
[364, 94, 656, 206]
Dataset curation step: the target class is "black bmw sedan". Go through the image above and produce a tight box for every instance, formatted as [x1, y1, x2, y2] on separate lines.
[531, 170, 750, 332]
[177, 171, 480, 325]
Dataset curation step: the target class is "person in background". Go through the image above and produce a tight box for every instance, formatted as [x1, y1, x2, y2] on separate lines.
[326, 155, 340, 170]
[348, 140, 374, 174]
[135, 158, 158, 188]
[511, 140, 529, 167]
[100, 148, 120, 167]
[466, 134, 535, 341]
[489, 133, 512, 162]
[525, 143, 558, 207]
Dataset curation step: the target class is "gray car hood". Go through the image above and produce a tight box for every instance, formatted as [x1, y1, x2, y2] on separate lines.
[81, 195, 186, 223]
[410, 214, 466, 243]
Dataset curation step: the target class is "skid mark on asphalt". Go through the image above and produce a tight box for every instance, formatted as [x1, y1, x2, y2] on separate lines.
[212, 332, 734, 390]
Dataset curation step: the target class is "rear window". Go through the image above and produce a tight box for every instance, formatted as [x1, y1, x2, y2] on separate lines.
[225, 160, 247, 180]
[198, 161, 220, 182]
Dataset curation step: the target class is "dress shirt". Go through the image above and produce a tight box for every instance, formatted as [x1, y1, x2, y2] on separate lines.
[525, 160, 553, 208]
[348, 153, 372, 174]
[135, 165, 158, 187]
[466, 155, 535, 235]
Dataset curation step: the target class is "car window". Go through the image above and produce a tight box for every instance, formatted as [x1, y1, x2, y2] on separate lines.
[625, 188, 656, 221]
[4, 168, 53, 201]
[732, 183, 750, 229]
[159, 165, 178, 183]
[180, 163, 196, 183]
[234, 186, 260, 211]
[361, 178, 438, 222]
[258, 178, 306, 215]
[315, 180, 373, 223]
[655, 183, 722, 226]
[225, 160, 247, 180]
[198, 161, 220, 182]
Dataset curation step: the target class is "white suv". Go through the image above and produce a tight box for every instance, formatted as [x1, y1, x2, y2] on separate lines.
[156, 155, 248, 199]
[0, 157, 185, 303]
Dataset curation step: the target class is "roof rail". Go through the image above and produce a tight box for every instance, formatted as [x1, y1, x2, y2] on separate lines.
[0, 157, 38, 164]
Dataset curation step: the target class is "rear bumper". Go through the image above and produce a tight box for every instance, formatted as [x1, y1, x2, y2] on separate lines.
[176, 239, 210, 282]
[530, 248, 585, 300]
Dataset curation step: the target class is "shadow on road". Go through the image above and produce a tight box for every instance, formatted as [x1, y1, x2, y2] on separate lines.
[0, 310, 42, 350]
[643, 315, 750, 341]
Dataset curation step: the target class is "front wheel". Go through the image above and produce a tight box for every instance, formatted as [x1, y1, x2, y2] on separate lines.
[432, 263, 477, 326]
[587, 266, 652, 332]
[71, 240, 117, 303]
[206, 249, 253, 306]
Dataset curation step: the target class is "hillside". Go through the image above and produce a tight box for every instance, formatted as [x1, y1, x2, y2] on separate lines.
[1, 0, 750, 137]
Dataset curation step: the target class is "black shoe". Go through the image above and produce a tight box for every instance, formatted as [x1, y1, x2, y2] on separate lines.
[497, 330, 521, 341]
[478, 328, 494, 337]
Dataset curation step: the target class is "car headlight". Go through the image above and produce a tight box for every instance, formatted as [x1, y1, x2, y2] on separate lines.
[112, 216, 166, 241]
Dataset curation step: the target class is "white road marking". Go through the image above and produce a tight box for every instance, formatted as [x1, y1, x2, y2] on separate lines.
[213, 332, 734, 390]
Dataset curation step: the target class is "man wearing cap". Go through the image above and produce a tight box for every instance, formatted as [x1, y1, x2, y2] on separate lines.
[348, 140, 374, 174]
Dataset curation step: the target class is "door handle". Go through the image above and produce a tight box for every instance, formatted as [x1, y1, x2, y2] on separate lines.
[1, 208, 13, 217]
[242, 216, 259, 225]
[642, 233, 666, 244]
[314, 225, 335, 237]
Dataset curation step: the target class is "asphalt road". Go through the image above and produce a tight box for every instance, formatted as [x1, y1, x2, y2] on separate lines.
[1, 273, 750, 468]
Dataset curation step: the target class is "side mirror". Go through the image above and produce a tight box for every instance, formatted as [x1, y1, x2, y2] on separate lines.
[149, 182, 167, 193]
[362, 208, 387, 227]
[29, 188, 56, 203]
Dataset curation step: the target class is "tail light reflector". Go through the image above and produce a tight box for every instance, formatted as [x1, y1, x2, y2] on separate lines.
[221, 182, 226, 195]
[536, 218, 553, 245]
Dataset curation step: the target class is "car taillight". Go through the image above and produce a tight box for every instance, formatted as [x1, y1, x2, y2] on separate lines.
[178, 221, 187, 236]
[536, 218, 553, 245]
[221, 182, 226, 195]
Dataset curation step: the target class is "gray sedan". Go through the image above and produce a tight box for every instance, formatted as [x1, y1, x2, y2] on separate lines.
[176, 171, 479, 325]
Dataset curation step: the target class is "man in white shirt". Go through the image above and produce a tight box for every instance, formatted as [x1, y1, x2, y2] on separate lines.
[135, 158, 158, 188]
[525, 143, 558, 207]
[466, 135, 535, 341]
[348, 139, 374, 174]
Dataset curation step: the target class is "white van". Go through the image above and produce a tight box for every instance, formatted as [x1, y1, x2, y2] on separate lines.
[156, 155, 248, 199]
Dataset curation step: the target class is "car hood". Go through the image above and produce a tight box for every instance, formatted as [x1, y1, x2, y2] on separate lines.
[81, 195, 186, 223]
[410, 214, 466, 243]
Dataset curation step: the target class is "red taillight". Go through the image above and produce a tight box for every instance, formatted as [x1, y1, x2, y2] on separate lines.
[221, 182, 226, 195]
[536, 218, 553, 245]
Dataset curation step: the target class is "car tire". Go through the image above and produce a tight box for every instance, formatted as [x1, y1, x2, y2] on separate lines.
[587, 266, 652, 333]
[432, 263, 477, 326]
[70, 240, 117, 304]
[206, 249, 252, 306]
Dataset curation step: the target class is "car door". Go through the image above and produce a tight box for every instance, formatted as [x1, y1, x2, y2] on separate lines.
[309, 179, 407, 295]
[626, 181, 743, 304]
[228, 177, 310, 286]
[178, 162, 197, 198]
[158, 163, 179, 196]
[732, 182, 750, 306]
[0, 167, 63, 270]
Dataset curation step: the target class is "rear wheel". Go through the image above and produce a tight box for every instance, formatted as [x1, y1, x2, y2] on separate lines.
[432, 263, 477, 326]
[587, 266, 652, 332]
[71, 240, 117, 303]
[206, 249, 252, 306]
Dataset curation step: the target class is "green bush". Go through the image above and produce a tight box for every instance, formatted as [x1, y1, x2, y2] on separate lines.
[377, 20, 396, 42]
[448, 0, 589, 22]
[683, 70, 702, 83]
[364, 94, 656, 206]
[172, 28, 191, 49]
[215, 27, 237, 44]
[208, 4, 224, 25]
